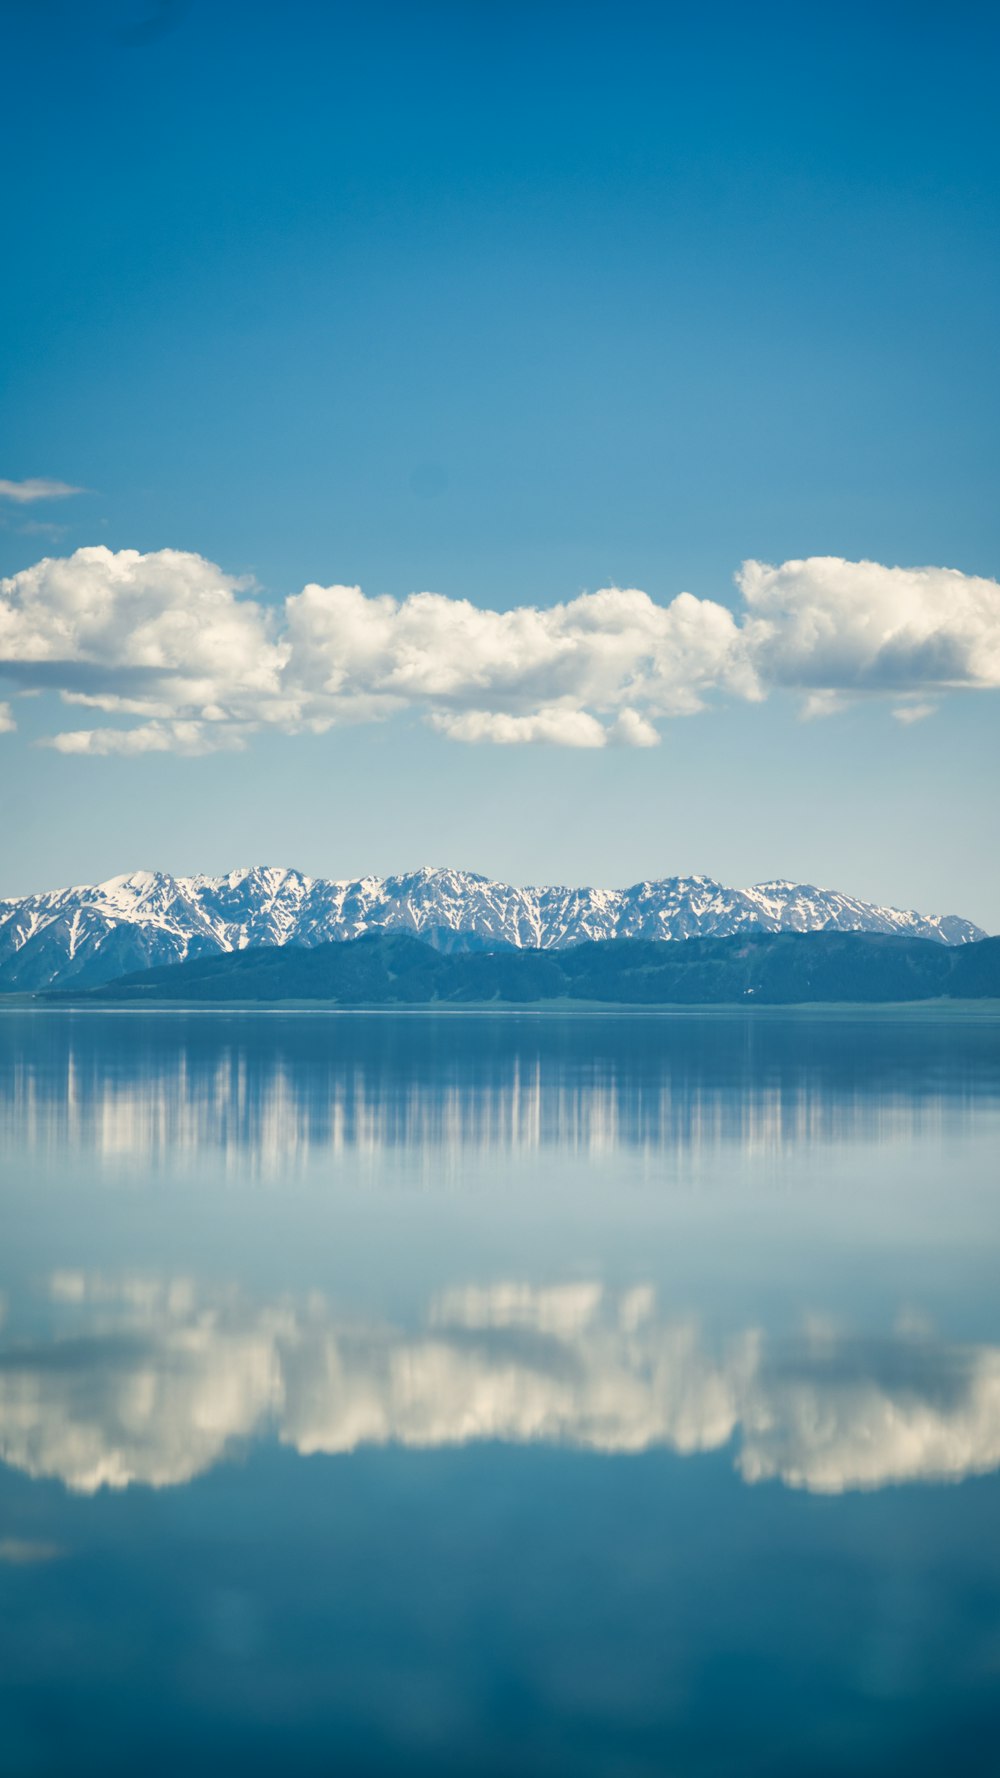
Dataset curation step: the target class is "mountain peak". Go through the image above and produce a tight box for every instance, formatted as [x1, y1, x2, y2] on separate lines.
[97, 869, 165, 893]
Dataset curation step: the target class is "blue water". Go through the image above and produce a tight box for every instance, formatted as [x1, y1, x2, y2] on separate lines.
[1, 1009, 998, 1775]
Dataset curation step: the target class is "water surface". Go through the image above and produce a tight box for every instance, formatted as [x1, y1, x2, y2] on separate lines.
[1, 1009, 998, 1775]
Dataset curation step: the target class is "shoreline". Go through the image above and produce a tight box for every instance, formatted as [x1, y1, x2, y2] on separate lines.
[3, 996, 1000, 1019]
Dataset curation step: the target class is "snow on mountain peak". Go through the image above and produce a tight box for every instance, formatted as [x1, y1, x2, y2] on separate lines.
[98, 869, 163, 894]
[0, 864, 987, 993]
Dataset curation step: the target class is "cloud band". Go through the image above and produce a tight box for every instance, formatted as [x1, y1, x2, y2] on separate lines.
[1, 547, 997, 755]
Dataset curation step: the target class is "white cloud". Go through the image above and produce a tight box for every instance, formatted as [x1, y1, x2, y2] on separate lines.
[798, 689, 849, 721]
[892, 701, 937, 725]
[0, 478, 84, 504]
[282, 579, 753, 735]
[0, 546, 997, 755]
[0, 549, 753, 752]
[0, 545, 280, 695]
[0, 701, 14, 735]
[429, 708, 610, 747]
[609, 707, 661, 747]
[44, 719, 247, 756]
[740, 556, 1000, 695]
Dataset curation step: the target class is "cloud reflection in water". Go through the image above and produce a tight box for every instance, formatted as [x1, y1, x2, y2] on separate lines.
[2, 1275, 997, 1497]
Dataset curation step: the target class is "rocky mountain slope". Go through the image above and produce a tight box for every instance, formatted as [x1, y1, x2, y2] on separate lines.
[0, 864, 986, 992]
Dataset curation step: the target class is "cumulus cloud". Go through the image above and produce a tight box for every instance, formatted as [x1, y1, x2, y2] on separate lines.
[0, 478, 85, 504]
[0, 546, 997, 755]
[281, 578, 752, 736]
[2, 1274, 997, 1496]
[0, 545, 280, 694]
[740, 557, 1000, 695]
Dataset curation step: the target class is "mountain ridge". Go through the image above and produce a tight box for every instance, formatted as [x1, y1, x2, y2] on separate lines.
[57, 929, 1000, 1008]
[0, 864, 987, 993]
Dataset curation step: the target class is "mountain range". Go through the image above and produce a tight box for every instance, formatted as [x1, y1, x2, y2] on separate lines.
[0, 865, 987, 992]
[66, 929, 1000, 1008]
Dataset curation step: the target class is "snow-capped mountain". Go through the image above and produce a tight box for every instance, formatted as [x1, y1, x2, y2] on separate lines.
[0, 865, 985, 992]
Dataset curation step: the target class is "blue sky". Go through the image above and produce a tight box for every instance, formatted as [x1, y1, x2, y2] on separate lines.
[1, 0, 998, 926]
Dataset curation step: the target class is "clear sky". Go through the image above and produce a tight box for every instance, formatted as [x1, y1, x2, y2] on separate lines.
[1, 0, 998, 927]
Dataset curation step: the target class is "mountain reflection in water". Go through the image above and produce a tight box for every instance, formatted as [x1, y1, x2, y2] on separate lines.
[3, 1273, 998, 1497]
[1, 1009, 995, 1167]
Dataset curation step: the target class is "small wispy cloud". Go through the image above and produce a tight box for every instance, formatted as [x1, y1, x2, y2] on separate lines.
[42, 719, 247, 757]
[13, 520, 71, 540]
[429, 708, 611, 748]
[0, 703, 15, 735]
[798, 690, 849, 721]
[892, 702, 938, 725]
[0, 478, 85, 505]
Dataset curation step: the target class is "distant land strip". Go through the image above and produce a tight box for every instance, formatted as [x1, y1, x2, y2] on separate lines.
[41, 930, 1000, 1008]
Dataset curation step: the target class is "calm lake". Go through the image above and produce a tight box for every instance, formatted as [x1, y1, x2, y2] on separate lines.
[1, 1008, 998, 1776]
